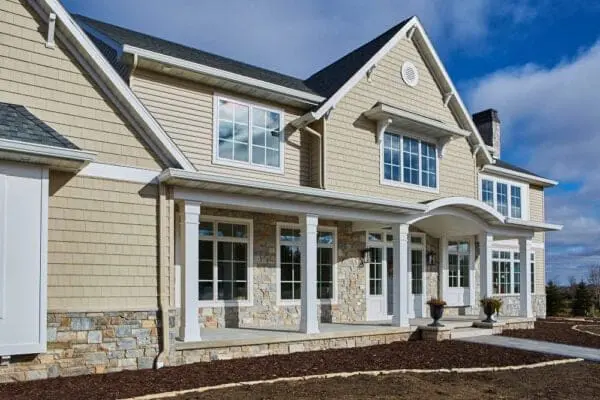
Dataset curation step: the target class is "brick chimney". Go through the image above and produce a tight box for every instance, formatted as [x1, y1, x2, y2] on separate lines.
[472, 109, 500, 159]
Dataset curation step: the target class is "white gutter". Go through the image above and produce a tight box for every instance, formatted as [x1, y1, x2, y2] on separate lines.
[159, 168, 427, 214]
[482, 164, 558, 188]
[122, 45, 326, 106]
[0, 138, 96, 163]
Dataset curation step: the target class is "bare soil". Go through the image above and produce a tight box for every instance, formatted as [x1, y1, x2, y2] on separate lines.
[502, 319, 600, 348]
[175, 362, 600, 400]
[0, 341, 564, 400]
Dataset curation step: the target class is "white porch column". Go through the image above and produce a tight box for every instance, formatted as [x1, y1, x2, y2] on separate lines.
[478, 232, 493, 318]
[519, 238, 533, 318]
[300, 214, 319, 334]
[439, 234, 448, 300]
[391, 223, 410, 327]
[178, 201, 201, 342]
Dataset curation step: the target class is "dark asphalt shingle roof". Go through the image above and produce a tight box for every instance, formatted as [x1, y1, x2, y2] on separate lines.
[73, 14, 412, 103]
[304, 18, 412, 98]
[73, 14, 320, 96]
[493, 159, 546, 180]
[0, 102, 79, 149]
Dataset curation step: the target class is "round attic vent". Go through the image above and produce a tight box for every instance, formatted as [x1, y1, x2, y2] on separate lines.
[401, 61, 419, 87]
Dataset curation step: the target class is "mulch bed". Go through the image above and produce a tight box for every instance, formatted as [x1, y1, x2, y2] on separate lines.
[176, 362, 600, 400]
[0, 341, 565, 400]
[502, 319, 600, 348]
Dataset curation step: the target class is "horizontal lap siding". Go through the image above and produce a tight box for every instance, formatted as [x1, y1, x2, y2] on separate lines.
[48, 173, 159, 311]
[130, 70, 311, 186]
[0, 0, 161, 170]
[326, 37, 477, 201]
[530, 186, 546, 293]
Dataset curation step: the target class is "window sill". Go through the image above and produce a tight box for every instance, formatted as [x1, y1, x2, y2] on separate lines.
[198, 300, 253, 308]
[213, 157, 284, 175]
[381, 178, 439, 194]
[277, 299, 338, 307]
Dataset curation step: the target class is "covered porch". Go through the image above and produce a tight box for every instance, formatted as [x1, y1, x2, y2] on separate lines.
[160, 169, 558, 345]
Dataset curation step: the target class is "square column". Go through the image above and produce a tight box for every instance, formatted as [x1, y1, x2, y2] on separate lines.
[391, 223, 410, 327]
[519, 238, 533, 318]
[439, 234, 448, 300]
[478, 232, 493, 318]
[300, 214, 319, 334]
[178, 201, 201, 342]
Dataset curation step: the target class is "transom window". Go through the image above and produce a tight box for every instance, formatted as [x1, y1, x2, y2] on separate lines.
[383, 132, 437, 189]
[448, 241, 470, 288]
[492, 250, 534, 294]
[215, 97, 283, 170]
[480, 176, 526, 219]
[198, 220, 251, 302]
[278, 225, 336, 301]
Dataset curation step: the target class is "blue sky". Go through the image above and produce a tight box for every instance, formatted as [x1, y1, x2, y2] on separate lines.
[62, 0, 600, 284]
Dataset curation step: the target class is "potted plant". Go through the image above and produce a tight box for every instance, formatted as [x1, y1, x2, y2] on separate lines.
[427, 298, 447, 327]
[480, 297, 503, 323]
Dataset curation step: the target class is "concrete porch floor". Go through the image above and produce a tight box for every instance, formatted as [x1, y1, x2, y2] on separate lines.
[176, 316, 533, 350]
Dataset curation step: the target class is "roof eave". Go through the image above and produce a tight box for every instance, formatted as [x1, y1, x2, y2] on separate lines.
[122, 45, 325, 106]
[482, 164, 558, 187]
[504, 218, 563, 232]
[0, 138, 96, 171]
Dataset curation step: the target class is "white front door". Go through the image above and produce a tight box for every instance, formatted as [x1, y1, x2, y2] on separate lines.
[445, 239, 473, 307]
[366, 248, 387, 320]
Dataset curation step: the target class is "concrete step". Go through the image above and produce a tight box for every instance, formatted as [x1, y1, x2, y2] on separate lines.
[450, 327, 495, 339]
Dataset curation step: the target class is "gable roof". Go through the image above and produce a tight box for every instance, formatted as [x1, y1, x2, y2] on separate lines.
[305, 18, 411, 99]
[27, 0, 195, 170]
[73, 14, 321, 98]
[0, 102, 79, 149]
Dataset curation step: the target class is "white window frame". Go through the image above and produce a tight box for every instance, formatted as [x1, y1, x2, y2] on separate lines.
[491, 247, 535, 296]
[212, 94, 285, 174]
[479, 174, 529, 220]
[380, 129, 440, 194]
[276, 222, 338, 306]
[447, 238, 472, 288]
[197, 216, 254, 307]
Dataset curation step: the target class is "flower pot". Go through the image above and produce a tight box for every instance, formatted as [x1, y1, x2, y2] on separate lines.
[482, 302, 495, 323]
[428, 304, 445, 327]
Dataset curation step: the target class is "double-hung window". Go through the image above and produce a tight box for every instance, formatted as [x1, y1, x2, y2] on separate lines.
[198, 219, 251, 303]
[215, 97, 283, 171]
[383, 132, 437, 189]
[278, 224, 336, 301]
[480, 177, 526, 219]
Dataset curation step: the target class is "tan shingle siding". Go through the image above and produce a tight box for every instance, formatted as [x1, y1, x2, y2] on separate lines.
[48, 173, 159, 311]
[325, 38, 476, 201]
[130, 69, 312, 186]
[0, 0, 162, 170]
[529, 185, 546, 293]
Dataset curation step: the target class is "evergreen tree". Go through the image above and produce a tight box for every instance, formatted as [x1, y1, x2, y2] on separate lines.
[572, 281, 593, 317]
[546, 281, 565, 316]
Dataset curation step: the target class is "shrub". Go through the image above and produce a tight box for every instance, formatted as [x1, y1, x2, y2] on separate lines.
[546, 281, 565, 316]
[572, 281, 593, 316]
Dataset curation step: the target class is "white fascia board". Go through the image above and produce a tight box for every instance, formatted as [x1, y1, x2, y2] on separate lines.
[0, 138, 96, 163]
[33, 0, 195, 171]
[505, 218, 563, 232]
[482, 164, 558, 187]
[122, 45, 326, 106]
[159, 168, 427, 214]
[79, 162, 159, 184]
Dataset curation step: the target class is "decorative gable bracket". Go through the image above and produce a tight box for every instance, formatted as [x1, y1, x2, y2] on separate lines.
[376, 118, 393, 143]
[443, 92, 454, 107]
[437, 137, 454, 159]
[366, 64, 377, 83]
[46, 13, 56, 49]
[405, 26, 416, 41]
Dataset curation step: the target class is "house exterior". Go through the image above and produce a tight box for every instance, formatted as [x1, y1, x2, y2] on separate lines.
[0, 0, 560, 381]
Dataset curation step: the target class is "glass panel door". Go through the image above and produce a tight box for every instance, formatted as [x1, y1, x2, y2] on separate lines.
[387, 247, 394, 316]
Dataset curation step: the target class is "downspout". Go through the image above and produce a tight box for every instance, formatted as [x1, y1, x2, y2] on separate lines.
[155, 183, 170, 368]
[302, 125, 324, 189]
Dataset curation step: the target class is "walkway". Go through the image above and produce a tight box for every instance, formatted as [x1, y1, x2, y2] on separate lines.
[459, 335, 600, 362]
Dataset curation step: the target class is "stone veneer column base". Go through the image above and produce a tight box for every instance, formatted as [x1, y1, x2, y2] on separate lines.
[0, 310, 177, 383]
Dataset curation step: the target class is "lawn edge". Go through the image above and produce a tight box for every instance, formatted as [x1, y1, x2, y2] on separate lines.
[120, 358, 583, 400]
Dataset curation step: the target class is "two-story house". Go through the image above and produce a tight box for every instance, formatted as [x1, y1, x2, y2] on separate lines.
[0, 0, 560, 381]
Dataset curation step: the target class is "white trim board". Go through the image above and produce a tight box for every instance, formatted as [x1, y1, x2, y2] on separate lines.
[123, 45, 325, 106]
[0, 138, 95, 165]
[28, 0, 195, 171]
[79, 162, 160, 184]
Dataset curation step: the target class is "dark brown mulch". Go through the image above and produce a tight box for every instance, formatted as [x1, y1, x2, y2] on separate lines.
[502, 319, 600, 348]
[176, 362, 600, 400]
[0, 341, 564, 400]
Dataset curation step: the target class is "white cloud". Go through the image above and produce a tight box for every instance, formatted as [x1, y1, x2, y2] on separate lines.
[467, 41, 600, 283]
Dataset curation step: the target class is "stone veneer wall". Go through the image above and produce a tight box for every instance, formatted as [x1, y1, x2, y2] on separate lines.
[0, 310, 179, 383]
[498, 295, 546, 318]
[194, 208, 367, 330]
